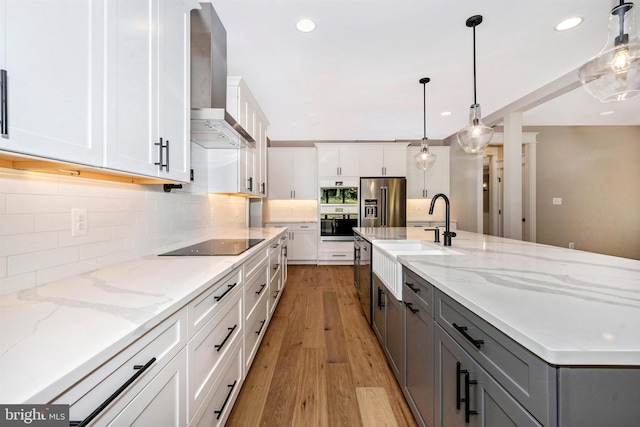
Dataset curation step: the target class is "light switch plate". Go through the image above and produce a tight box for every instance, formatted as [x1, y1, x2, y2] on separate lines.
[553, 197, 562, 205]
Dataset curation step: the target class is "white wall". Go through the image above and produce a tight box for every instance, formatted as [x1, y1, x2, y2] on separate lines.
[0, 168, 247, 295]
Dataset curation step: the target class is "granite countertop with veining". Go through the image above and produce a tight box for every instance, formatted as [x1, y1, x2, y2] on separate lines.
[354, 227, 640, 366]
[0, 227, 285, 404]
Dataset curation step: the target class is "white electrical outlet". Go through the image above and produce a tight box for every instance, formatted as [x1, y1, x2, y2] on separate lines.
[71, 208, 88, 236]
[553, 197, 562, 205]
[569, 242, 575, 249]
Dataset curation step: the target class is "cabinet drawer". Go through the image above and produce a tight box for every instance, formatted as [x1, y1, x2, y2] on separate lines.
[188, 266, 242, 338]
[291, 223, 317, 231]
[244, 260, 269, 319]
[244, 293, 269, 369]
[55, 309, 187, 425]
[435, 324, 543, 427]
[269, 248, 281, 282]
[435, 290, 554, 425]
[191, 340, 243, 427]
[403, 268, 434, 315]
[269, 270, 282, 315]
[188, 288, 242, 422]
[244, 247, 268, 280]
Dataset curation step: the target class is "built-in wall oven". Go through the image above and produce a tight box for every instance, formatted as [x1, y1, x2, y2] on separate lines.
[320, 180, 358, 242]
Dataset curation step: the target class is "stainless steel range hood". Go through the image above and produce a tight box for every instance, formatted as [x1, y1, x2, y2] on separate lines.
[190, 3, 254, 148]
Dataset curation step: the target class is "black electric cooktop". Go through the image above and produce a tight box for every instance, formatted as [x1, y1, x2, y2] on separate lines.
[159, 238, 264, 256]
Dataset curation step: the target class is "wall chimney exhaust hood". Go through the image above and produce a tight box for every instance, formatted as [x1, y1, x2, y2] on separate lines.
[190, 3, 254, 148]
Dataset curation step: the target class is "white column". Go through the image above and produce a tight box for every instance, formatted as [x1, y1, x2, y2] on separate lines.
[524, 143, 537, 242]
[503, 112, 523, 240]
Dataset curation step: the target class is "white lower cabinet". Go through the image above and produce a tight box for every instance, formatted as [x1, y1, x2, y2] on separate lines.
[55, 309, 188, 426]
[50, 233, 288, 427]
[265, 222, 318, 264]
[317, 240, 353, 263]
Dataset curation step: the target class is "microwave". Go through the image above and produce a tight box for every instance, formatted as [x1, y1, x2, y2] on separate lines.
[320, 179, 358, 205]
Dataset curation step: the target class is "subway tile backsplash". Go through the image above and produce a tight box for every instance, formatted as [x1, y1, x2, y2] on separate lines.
[0, 168, 247, 295]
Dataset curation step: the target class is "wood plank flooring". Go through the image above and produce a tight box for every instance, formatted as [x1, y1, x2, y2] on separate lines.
[226, 265, 418, 427]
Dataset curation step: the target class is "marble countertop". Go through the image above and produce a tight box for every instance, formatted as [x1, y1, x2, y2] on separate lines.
[0, 227, 285, 404]
[354, 227, 640, 366]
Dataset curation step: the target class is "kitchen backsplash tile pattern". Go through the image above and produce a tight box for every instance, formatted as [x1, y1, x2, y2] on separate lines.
[0, 168, 247, 295]
[266, 199, 318, 222]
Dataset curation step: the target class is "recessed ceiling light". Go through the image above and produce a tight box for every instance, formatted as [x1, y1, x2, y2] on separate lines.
[554, 17, 584, 32]
[600, 110, 614, 115]
[296, 18, 316, 33]
[441, 111, 452, 116]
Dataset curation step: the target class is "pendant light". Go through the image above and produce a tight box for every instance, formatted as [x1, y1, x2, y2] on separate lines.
[414, 77, 437, 170]
[578, 1, 640, 102]
[456, 15, 493, 154]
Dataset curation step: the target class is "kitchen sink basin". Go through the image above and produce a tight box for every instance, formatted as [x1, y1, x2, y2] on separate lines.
[372, 240, 463, 300]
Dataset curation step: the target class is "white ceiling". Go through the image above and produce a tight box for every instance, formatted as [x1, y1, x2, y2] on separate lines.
[209, 0, 640, 141]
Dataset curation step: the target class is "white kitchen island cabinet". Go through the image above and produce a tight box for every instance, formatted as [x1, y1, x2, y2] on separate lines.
[406, 146, 450, 199]
[267, 147, 317, 200]
[0, 0, 196, 182]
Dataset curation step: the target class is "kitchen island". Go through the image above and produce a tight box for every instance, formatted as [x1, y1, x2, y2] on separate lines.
[0, 227, 286, 426]
[354, 227, 640, 426]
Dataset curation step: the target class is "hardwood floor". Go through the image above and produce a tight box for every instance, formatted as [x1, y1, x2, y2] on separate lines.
[227, 265, 418, 427]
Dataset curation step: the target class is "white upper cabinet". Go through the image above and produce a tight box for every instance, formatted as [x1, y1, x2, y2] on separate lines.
[359, 145, 408, 177]
[406, 146, 450, 199]
[0, 0, 195, 182]
[268, 147, 317, 200]
[104, 0, 193, 182]
[0, 0, 104, 167]
[316, 144, 359, 177]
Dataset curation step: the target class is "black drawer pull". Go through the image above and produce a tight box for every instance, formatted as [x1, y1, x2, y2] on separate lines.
[452, 323, 484, 349]
[69, 358, 156, 427]
[405, 282, 421, 293]
[0, 69, 7, 136]
[214, 380, 238, 420]
[215, 324, 238, 352]
[272, 263, 280, 271]
[214, 282, 237, 302]
[377, 287, 385, 309]
[255, 319, 266, 335]
[273, 290, 280, 299]
[255, 283, 267, 295]
[404, 302, 419, 314]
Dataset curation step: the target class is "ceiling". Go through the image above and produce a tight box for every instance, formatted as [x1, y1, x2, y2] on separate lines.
[209, 0, 640, 142]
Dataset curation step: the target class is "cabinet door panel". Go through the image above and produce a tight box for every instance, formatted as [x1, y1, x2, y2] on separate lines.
[385, 294, 404, 383]
[317, 146, 340, 176]
[1, 0, 104, 166]
[292, 149, 317, 199]
[359, 147, 384, 176]
[289, 231, 317, 261]
[267, 149, 292, 199]
[105, 0, 158, 176]
[383, 146, 407, 176]
[338, 146, 360, 176]
[158, 0, 190, 182]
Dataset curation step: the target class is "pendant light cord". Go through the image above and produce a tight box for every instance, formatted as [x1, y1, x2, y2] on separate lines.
[472, 24, 477, 105]
[423, 82, 427, 139]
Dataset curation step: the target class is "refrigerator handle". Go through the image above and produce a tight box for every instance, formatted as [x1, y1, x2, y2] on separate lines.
[381, 186, 388, 227]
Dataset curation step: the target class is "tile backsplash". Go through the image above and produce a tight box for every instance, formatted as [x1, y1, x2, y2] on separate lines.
[0, 168, 247, 295]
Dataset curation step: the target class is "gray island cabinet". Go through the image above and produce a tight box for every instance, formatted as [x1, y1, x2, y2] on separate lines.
[353, 227, 640, 427]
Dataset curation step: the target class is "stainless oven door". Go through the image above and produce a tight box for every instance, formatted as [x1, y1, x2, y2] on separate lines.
[320, 215, 358, 241]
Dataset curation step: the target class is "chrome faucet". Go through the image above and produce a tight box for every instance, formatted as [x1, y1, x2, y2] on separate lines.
[429, 193, 456, 246]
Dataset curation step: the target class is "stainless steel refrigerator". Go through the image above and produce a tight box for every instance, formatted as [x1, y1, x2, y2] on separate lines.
[360, 177, 407, 227]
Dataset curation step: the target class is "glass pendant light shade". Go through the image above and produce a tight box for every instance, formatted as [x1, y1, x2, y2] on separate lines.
[415, 137, 437, 170]
[414, 77, 437, 170]
[456, 104, 494, 154]
[578, 1, 640, 102]
[457, 15, 493, 154]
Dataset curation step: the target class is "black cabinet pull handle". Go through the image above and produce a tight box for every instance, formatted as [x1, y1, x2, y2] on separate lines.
[214, 380, 237, 420]
[272, 263, 280, 270]
[215, 324, 237, 352]
[154, 138, 168, 171]
[214, 282, 237, 302]
[405, 282, 420, 293]
[404, 302, 419, 314]
[255, 283, 267, 295]
[273, 290, 280, 299]
[255, 319, 266, 335]
[452, 323, 484, 349]
[69, 358, 156, 427]
[1, 69, 7, 137]
[377, 287, 385, 309]
[464, 370, 478, 422]
[456, 362, 463, 410]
